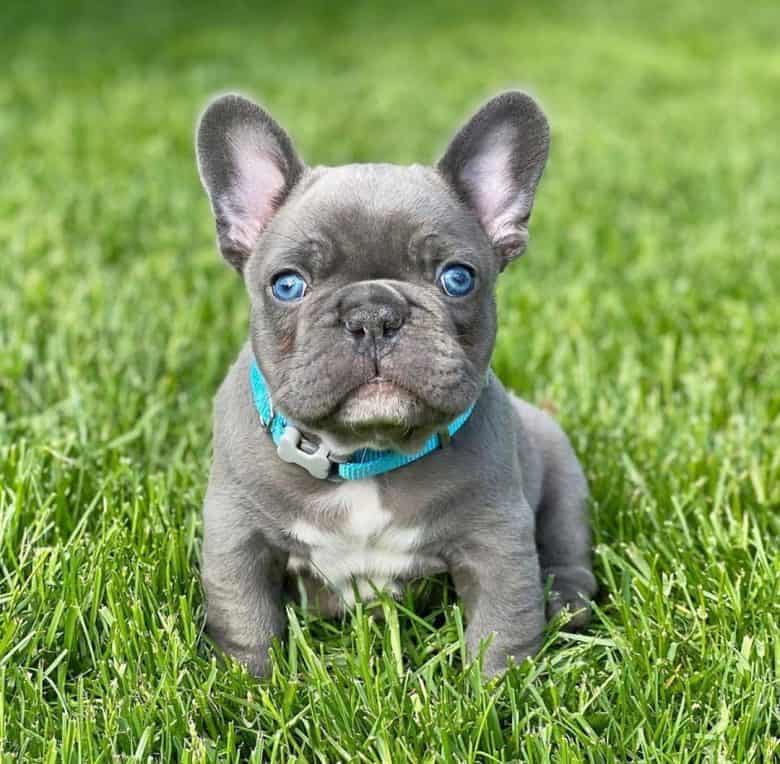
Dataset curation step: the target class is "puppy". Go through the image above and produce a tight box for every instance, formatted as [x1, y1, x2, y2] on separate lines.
[195, 91, 596, 677]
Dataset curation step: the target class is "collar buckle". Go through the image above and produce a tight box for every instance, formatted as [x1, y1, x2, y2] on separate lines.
[276, 425, 333, 480]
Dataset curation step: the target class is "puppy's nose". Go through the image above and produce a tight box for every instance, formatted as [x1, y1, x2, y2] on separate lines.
[344, 304, 405, 339]
[339, 281, 409, 347]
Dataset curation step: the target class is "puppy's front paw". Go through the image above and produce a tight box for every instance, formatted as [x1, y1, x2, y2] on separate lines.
[544, 565, 597, 631]
[219, 645, 274, 678]
[476, 633, 542, 679]
[481, 649, 536, 679]
[208, 631, 274, 678]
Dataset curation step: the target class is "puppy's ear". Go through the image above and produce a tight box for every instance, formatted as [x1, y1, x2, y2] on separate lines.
[196, 94, 304, 273]
[438, 91, 549, 269]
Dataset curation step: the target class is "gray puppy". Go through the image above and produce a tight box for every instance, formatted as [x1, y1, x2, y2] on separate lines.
[195, 91, 596, 677]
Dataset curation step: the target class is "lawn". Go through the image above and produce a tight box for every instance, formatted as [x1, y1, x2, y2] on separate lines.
[1, 0, 779, 760]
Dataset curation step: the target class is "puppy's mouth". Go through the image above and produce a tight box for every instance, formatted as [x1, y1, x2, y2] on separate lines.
[348, 378, 409, 403]
[318, 377, 445, 452]
[337, 378, 426, 425]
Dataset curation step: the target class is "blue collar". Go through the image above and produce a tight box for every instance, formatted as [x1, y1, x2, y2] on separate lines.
[250, 361, 475, 481]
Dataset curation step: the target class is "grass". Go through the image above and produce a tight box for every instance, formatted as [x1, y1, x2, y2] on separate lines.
[1, 0, 779, 760]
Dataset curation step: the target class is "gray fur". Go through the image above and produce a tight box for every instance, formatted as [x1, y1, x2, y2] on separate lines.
[196, 91, 596, 677]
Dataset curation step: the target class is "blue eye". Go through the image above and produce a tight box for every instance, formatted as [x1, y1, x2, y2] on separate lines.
[439, 264, 476, 297]
[271, 271, 307, 302]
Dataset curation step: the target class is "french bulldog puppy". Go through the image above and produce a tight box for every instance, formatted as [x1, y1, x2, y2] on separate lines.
[196, 91, 596, 677]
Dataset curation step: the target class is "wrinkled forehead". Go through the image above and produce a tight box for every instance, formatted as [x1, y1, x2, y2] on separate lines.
[275, 163, 488, 266]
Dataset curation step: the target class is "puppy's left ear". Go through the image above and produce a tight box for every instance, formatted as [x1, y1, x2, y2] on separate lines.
[438, 91, 550, 269]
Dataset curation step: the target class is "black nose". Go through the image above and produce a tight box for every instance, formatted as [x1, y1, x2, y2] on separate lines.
[339, 281, 409, 348]
[344, 304, 405, 339]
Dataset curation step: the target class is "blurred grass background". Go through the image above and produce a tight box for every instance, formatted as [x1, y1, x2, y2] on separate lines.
[1, 1, 779, 761]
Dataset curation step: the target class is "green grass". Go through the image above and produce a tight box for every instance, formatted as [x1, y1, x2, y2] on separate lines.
[2, 0, 779, 760]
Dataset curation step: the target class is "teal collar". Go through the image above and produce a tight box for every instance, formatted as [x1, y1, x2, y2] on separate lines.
[250, 361, 475, 481]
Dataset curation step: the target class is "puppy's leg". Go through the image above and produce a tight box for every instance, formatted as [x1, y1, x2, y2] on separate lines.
[449, 505, 546, 677]
[532, 415, 597, 629]
[202, 471, 287, 677]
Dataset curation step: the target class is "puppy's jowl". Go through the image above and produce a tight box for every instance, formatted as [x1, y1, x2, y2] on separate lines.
[196, 91, 596, 677]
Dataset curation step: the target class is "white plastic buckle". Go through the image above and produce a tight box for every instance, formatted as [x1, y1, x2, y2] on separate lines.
[276, 425, 332, 480]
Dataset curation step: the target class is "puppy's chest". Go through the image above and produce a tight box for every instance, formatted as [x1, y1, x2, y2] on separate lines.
[285, 480, 443, 601]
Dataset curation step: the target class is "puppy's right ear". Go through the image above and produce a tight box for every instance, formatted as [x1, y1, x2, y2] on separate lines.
[196, 94, 304, 273]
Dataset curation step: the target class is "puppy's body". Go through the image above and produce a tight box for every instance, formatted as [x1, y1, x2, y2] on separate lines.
[196, 93, 596, 676]
[204, 345, 594, 675]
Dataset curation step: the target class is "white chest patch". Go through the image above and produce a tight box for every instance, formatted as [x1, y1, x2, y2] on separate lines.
[286, 480, 433, 604]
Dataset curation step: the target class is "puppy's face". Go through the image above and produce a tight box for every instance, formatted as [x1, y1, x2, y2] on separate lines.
[245, 165, 497, 452]
[197, 93, 549, 452]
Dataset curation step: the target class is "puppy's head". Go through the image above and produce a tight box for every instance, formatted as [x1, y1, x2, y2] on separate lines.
[196, 92, 549, 453]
